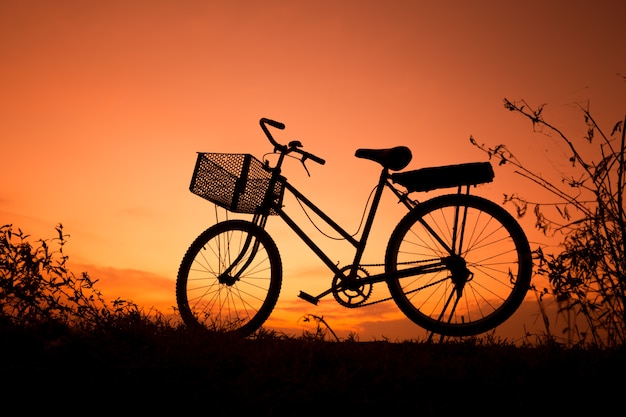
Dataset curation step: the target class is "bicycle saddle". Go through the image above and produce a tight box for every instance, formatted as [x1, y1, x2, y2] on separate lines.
[355, 146, 412, 171]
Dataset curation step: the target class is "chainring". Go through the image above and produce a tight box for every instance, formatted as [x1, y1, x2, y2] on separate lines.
[332, 265, 373, 308]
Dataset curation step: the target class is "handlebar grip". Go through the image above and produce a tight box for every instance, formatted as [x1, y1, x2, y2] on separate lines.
[260, 118, 285, 130]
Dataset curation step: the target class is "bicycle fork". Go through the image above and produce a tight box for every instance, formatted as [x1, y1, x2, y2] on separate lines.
[217, 218, 266, 286]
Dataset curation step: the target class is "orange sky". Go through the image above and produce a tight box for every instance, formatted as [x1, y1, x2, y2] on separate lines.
[2, 0, 625, 341]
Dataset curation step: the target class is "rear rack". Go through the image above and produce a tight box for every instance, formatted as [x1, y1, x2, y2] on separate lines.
[391, 162, 494, 193]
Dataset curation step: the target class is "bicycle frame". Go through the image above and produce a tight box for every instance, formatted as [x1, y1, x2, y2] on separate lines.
[252, 160, 458, 304]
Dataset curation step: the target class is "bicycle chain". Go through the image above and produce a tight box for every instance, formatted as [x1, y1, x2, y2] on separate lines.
[339, 258, 440, 309]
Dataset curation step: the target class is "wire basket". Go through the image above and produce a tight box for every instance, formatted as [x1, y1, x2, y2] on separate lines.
[189, 153, 284, 215]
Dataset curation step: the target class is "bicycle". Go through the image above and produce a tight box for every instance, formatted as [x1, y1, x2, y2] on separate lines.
[176, 118, 532, 338]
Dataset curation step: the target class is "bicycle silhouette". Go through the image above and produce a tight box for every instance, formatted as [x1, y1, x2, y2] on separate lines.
[176, 118, 532, 338]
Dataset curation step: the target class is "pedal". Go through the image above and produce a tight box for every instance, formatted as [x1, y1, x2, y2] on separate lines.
[298, 291, 319, 305]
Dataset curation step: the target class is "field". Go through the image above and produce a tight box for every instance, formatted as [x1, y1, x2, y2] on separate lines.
[2, 321, 623, 415]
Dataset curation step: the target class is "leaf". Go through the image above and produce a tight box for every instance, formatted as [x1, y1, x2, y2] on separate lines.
[536, 103, 544, 117]
[556, 205, 564, 218]
[611, 120, 623, 135]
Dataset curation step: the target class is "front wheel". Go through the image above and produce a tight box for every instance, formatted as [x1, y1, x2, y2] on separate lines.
[176, 220, 282, 337]
[385, 194, 532, 336]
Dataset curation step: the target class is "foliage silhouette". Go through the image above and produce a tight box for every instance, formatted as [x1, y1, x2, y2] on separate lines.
[471, 97, 626, 347]
[0, 223, 158, 333]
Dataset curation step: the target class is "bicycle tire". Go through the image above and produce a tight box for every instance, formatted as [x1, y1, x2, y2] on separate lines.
[385, 194, 532, 336]
[176, 220, 282, 337]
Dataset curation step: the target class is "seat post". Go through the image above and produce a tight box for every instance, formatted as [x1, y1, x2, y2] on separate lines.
[348, 168, 389, 278]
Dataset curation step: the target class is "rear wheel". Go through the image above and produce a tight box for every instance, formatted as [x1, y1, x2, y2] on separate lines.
[176, 220, 282, 337]
[385, 194, 532, 336]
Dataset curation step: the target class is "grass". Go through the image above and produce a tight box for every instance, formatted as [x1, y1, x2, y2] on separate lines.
[2, 318, 623, 415]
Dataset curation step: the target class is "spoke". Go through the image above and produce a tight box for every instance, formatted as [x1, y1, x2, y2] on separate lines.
[435, 284, 459, 323]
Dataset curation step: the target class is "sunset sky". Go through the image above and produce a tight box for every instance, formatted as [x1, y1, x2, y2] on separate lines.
[2, 0, 625, 341]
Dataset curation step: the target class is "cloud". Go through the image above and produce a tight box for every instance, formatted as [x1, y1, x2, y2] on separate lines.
[68, 261, 177, 314]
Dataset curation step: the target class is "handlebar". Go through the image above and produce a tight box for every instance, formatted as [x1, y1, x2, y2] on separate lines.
[260, 118, 326, 166]
[260, 117, 285, 131]
[260, 118, 285, 151]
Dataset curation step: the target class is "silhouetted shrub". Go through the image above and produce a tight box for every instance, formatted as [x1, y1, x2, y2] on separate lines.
[0, 224, 147, 332]
[472, 96, 626, 347]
